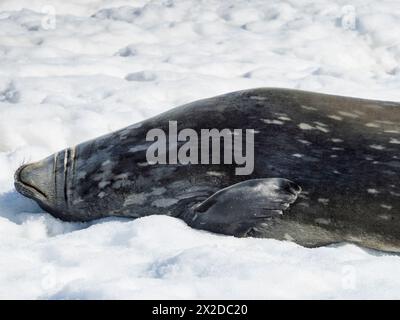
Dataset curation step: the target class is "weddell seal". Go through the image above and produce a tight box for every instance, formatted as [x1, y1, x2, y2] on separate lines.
[14, 88, 400, 252]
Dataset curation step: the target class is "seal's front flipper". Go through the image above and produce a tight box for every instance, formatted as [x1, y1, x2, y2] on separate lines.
[182, 178, 301, 237]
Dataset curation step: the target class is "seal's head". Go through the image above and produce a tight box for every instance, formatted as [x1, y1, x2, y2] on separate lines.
[14, 156, 60, 214]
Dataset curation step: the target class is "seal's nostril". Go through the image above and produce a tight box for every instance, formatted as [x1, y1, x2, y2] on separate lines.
[15, 164, 48, 199]
[290, 182, 302, 194]
[19, 164, 32, 184]
[14, 156, 55, 200]
[283, 181, 302, 195]
[15, 164, 28, 184]
[19, 164, 37, 186]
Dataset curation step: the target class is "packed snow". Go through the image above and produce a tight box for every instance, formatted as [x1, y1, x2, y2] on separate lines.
[1, 0, 400, 299]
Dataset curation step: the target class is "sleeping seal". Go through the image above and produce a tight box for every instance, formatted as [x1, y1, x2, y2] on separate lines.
[14, 88, 400, 252]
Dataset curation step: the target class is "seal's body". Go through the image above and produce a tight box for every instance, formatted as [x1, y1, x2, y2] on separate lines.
[15, 88, 400, 251]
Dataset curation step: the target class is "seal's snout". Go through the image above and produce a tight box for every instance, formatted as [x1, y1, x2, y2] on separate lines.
[14, 157, 55, 202]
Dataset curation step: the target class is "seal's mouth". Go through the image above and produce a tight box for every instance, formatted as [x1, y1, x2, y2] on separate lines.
[14, 164, 48, 201]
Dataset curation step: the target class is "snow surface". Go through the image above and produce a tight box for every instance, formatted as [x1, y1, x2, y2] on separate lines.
[1, 0, 400, 299]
